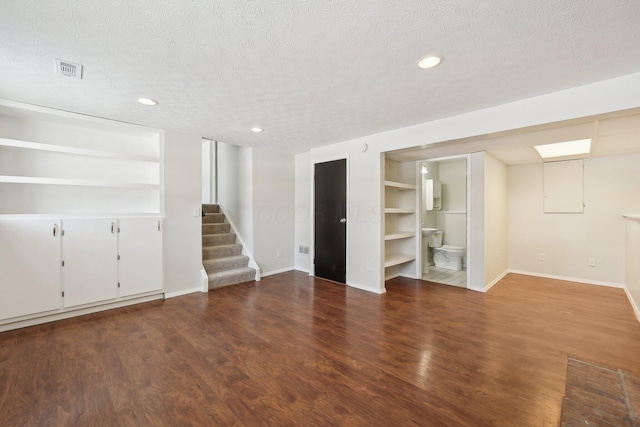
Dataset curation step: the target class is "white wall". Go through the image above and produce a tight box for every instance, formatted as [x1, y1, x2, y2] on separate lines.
[218, 143, 295, 275]
[217, 142, 239, 219]
[252, 148, 295, 275]
[237, 147, 254, 252]
[163, 131, 203, 295]
[508, 153, 640, 286]
[294, 72, 640, 293]
[484, 152, 508, 288]
[295, 152, 312, 272]
[624, 217, 640, 319]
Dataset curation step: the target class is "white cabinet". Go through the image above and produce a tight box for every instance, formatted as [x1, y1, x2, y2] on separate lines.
[425, 179, 442, 211]
[0, 219, 62, 321]
[543, 160, 584, 213]
[0, 100, 165, 331]
[118, 218, 163, 297]
[62, 219, 118, 308]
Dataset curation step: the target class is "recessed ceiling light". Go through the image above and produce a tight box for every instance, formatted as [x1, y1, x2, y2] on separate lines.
[534, 138, 592, 159]
[418, 55, 442, 69]
[251, 127, 264, 133]
[138, 98, 158, 106]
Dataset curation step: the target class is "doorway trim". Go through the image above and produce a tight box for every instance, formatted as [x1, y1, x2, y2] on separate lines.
[310, 154, 350, 284]
[418, 153, 472, 289]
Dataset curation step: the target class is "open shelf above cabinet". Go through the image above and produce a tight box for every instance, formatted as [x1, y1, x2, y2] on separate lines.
[0, 137, 160, 163]
[0, 176, 160, 189]
[0, 99, 163, 216]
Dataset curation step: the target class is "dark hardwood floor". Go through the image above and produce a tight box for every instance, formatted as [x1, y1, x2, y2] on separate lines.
[1, 271, 640, 426]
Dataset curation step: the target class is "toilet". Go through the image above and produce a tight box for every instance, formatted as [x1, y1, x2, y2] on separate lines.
[428, 230, 466, 271]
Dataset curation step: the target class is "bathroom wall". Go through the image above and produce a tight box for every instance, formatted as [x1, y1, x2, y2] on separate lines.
[435, 158, 467, 247]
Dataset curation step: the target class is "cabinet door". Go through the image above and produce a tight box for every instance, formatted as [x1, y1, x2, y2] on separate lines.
[62, 219, 118, 308]
[118, 218, 163, 297]
[0, 219, 62, 321]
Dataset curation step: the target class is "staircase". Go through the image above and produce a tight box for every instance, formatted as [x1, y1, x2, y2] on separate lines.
[202, 204, 256, 289]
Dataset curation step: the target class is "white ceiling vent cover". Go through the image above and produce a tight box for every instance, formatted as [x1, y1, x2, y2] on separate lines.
[54, 58, 83, 79]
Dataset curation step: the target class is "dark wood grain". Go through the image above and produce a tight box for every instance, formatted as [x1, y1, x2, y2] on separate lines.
[1, 272, 639, 426]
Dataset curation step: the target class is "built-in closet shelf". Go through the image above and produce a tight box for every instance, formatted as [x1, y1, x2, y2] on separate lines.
[0, 176, 159, 189]
[385, 232, 416, 241]
[384, 180, 417, 190]
[385, 208, 416, 214]
[0, 137, 159, 163]
[384, 253, 416, 268]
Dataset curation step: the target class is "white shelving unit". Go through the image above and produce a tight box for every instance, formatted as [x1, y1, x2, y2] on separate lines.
[0, 99, 165, 332]
[0, 102, 162, 215]
[383, 159, 419, 281]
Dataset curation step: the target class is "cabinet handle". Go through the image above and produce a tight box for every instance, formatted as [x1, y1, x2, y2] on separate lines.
[111, 222, 115, 234]
[157, 220, 161, 231]
[53, 224, 58, 237]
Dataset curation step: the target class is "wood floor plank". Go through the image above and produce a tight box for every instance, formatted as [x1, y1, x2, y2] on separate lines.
[1, 271, 640, 426]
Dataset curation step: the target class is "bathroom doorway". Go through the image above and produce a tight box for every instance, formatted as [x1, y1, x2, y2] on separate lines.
[419, 156, 468, 288]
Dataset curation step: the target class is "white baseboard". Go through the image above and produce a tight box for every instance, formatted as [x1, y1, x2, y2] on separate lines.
[0, 294, 164, 333]
[165, 287, 202, 299]
[508, 270, 623, 289]
[200, 267, 209, 292]
[295, 267, 311, 274]
[261, 267, 295, 277]
[623, 286, 640, 323]
[485, 270, 509, 292]
[348, 281, 386, 294]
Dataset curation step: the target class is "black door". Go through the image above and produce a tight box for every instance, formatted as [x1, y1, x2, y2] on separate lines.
[314, 159, 347, 284]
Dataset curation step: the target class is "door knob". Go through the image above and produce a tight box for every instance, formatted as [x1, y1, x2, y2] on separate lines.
[340, 218, 347, 223]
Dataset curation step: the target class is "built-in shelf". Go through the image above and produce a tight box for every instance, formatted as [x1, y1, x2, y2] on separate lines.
[0, 101, 163, 216]
[383, 159, 420, 280]
[385, 232, 415, 240]
[385, 208, 416, 214]
[384, 253, 416, 268]
[385, 180, 417, 190]
[0, 176, 159, 189]
[0, 137, 160, 163]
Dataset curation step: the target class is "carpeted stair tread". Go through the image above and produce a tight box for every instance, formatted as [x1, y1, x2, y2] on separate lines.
[203, 213, 225, 224]
[202, 244, 243, 259]
[208, 267, 256, 289]
[202, 223, 230, 235]
[203, 255, 250, 273]
[203, 233, 236, 246]
[202, 204, 220, 214]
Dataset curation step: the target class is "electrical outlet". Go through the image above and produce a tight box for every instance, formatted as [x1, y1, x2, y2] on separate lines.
[276, 250, 282, 258]
[538, 253, 545, 261]
[588, 258, 596, 267]
[303, 246, 309, 254]
[298, 245, 304, 253]
[366, 262, 372, 272]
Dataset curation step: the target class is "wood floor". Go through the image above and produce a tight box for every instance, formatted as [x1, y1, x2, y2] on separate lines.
[1, 271, 640, 426]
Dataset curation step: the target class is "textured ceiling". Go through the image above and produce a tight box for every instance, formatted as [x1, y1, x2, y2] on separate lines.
[386, 109, 640, 164]
[1, 1, 640, 153]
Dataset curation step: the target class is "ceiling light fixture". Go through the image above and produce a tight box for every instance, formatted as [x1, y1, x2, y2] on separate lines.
[251, 127, 264, 133]
[418, 55, 442, 69]
[138, 98, 158, 106]
[534, 138, 592, 159]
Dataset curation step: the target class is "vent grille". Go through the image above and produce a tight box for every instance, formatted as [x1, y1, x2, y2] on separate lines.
[54, 58, 83, 79]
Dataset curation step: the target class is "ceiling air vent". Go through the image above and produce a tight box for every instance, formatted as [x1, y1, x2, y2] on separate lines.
[54, 58, 83, 79]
